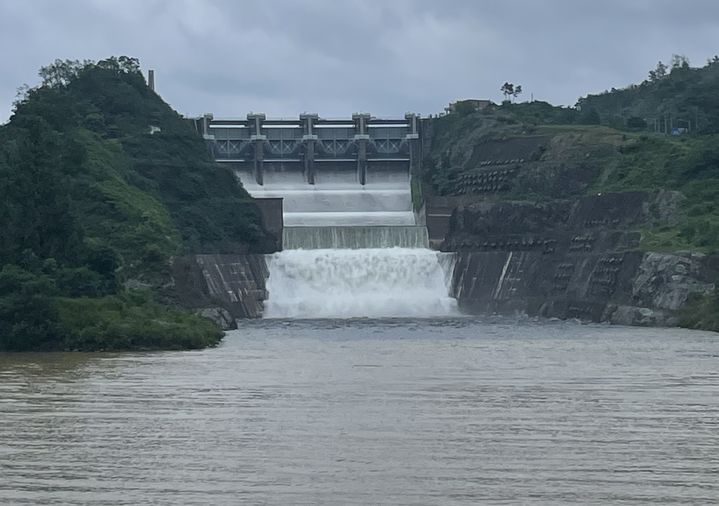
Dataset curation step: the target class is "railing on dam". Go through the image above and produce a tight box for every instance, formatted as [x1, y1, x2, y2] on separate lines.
[191, 113, 422, 186]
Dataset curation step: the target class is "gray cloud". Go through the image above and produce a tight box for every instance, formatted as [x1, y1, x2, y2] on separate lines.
[1, 0, 718, 122]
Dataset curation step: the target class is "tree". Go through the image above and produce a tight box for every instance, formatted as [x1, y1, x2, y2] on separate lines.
[648, 61, 668, 82]
[671, 54, 690, 70]
[0, 118, 85, 265]
[513, 85, 523, 101]
[0, 265, 60, 351]
[501, 82, 522, 103]
[501, 82, 514, 102]
[38, 59, 83, 88]
[579, 107, 600, 125]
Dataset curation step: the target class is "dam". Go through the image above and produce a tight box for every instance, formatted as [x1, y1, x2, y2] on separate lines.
[182, 113, 718, 327]
[192, 112, 457, 319]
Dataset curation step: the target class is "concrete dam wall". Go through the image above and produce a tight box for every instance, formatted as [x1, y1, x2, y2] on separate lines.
[173, 254, 269, 323]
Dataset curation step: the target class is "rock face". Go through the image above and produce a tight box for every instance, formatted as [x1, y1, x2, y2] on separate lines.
[443, 192, 718, 327]
[197, 307, 236, 331]
[632, 253, 715, 318]
[441, 191, 649, 253]
[451, 250, 715, 327]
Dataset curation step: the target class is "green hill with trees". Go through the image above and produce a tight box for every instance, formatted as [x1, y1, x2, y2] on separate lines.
[578, 55, 719, 134]
[425, 56, 719, 332]
[0, 57, 273, 351]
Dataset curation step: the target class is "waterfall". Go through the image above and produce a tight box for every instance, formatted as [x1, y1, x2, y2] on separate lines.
[283, 226, 429, 249]
[264, 248, 457, 319]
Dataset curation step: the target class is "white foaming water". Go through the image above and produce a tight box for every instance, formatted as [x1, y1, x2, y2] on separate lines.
[264, 248, 458, 319]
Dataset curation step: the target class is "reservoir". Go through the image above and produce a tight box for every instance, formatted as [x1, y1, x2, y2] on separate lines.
[1, 318, 718, 505]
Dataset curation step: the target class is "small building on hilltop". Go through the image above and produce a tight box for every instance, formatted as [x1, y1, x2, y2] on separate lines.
[445, 99, 493, 114]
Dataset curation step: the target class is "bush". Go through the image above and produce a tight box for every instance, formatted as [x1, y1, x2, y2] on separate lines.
[55, 266, 114, 297]
[679, 293, 719, 332]
[57, 292, 223, 351]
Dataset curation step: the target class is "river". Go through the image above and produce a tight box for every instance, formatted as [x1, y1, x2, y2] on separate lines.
[1, 318, 718, 505]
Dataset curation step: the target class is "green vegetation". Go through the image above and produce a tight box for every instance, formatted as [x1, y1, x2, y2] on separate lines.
[592, 133, 719, 251]
[0, 263, 220, 351]
[680, 290, 719, 333]
[578, 55, 719, 133]
[57, 294, 222, 351]
[500, 82, 523, 102]
[0, 57, 271, 351]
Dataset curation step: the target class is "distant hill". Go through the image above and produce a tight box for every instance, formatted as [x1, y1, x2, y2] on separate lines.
[578, 56, 719, 133]
[0, 57, 273, 351]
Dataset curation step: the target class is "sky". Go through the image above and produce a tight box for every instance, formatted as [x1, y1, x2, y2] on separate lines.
[1, 0, 718, 122]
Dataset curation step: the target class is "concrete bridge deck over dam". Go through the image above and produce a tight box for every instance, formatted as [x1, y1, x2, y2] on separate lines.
[194, 113, 421, 186]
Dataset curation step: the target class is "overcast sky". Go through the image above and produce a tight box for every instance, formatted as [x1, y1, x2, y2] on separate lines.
[1, 0, 718, 122]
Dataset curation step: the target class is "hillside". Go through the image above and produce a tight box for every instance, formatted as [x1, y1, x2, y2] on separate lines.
[424, 58, 719, 331]
[0, 57, 274, 351]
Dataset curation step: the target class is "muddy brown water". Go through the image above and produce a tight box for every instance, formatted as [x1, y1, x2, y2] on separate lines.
[1, 318, 718, 505]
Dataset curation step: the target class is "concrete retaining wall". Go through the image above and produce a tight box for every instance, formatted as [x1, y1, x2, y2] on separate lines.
[173, 254, 269, 320]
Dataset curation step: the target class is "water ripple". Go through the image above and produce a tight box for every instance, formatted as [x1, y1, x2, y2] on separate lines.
[0, 319, 718, 505]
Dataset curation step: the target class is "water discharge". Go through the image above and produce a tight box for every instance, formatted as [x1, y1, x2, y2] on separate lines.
[238, 166, 457, 318]
[264, 248, 457, 318]
[283, 226, 429, 249]
[237, 167, 415, 227]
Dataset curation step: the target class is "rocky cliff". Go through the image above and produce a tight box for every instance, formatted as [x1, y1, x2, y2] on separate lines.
[439, 191, 716, 326]
[451, 248, 715, 327]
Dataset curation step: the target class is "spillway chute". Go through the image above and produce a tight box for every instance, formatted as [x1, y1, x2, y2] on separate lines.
[236, 163, 458, 319]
